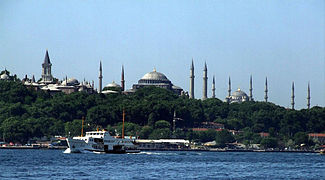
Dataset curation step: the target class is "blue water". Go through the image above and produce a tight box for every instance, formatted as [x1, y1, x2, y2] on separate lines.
[0, 150, 324, 179]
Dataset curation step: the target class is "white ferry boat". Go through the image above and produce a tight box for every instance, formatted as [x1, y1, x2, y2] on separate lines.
[65, 110, 139, 154]
[65, 130, 139, 153]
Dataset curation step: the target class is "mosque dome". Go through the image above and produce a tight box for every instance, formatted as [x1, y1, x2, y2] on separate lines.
[105, 81, 121, 88]
[138, 69, 171, 84]
[226, 88, 249, 103]
[132, 68, 183, 96]
[232, 88, 248, 98]
[0, 73, 9, 80]
[62, 78, 79, 86]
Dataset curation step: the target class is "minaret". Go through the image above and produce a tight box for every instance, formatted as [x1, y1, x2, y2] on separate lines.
[226, 76, 231, 103]
[202, 62, 208, 100]
[32, 75, 35, 83]
[121, 65, 125, 91]
[189, 59, 195, 99]
[249, 75, 253, 101]
[228, 76, 231, 97]
[212, 75, 215, 98]
[307, 82, 310, 109]
[41, 49, 53, 83]
[99, 61, 103, 93]
[291, 81, 295, 110]
[264, 77, 268, 102]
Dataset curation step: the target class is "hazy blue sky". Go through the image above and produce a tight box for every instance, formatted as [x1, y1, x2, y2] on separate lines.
[0, 0, 324, 109]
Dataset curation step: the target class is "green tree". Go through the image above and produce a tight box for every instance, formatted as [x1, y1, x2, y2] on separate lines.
[215, 130, 235, 148]
[260, 137, 278, 149]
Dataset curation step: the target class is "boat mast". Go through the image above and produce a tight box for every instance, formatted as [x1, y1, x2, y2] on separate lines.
[81, 116, 84, 137]
[122, 109, 125, 139]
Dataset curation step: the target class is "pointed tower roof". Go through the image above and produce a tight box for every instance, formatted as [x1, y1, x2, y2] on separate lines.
[43, 50, 51, 64]
[191, 59, 194, 70]
[204, 62, 207, 71]
[99, 61, 102, 71]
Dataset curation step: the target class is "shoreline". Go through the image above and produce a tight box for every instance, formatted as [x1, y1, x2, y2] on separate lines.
[0, 146, 320, 153]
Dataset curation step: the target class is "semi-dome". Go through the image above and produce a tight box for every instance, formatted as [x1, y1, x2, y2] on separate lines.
[0, 73, 9, 80]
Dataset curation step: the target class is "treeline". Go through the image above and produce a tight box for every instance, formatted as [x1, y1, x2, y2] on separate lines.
[0, 80, 324, 148]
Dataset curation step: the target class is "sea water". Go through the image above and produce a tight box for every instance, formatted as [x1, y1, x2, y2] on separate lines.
[0, 149, 324, 179]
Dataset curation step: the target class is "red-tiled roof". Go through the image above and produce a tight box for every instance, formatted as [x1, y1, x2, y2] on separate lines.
[308, 133, 325, 137]
[259, 132, 270, 137]
[192, 128, 223, 132]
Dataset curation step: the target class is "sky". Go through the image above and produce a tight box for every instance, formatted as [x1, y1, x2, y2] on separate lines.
[0, 0, 324, 109]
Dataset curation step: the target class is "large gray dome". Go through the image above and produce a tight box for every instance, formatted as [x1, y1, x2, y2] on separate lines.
[141, 69, 169, 81]
[138, 69, 171, 84]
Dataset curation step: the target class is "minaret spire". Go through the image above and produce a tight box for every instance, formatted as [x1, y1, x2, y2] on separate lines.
[228, 76, 231, 97]
[249, 75, 253, 101]
[99, 61, 103, 93]
[202, 62, 208, 100]
[307, 82, 311, 109]
[291, 81, 295, 110]
[212, 75, 215, 98]
[189, 59, 195, 99]
[264, 77, 268, 102]
[121, 65, 125, 91]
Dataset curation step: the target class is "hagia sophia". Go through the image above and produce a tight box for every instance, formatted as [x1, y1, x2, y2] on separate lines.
[0, 50, 311, 109]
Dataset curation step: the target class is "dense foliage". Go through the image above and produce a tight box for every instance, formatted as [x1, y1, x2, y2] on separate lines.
[0, 80, 324, 148]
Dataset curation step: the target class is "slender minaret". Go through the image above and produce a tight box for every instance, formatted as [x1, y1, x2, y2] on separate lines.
[264, 77, 268, 102]
[226, 76, 231, 103]
[307, 82, 310, 109]
[121, 65, 125, 91]
[249, 75, 253, 101]
[32, 75, 35, 83]
[41, 49, 53, 83]
[212, 75, 216, 98]
[202, 62, 208, 100]
[189, 59, 195, 99]
[99, 61, 103, 93]
[228, 76, 231, 97]
[291, 81, 295, 110]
